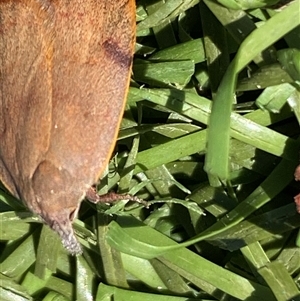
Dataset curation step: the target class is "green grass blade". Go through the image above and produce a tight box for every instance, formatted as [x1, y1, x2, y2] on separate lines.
[204, 0, 300, 180]
[107, 216, 276, 301]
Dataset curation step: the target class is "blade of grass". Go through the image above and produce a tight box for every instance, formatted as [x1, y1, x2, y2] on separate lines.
[237, 63, 294, 91]
[0, 277, 33, 301]
[149, 38, 206, 63]
[216, 0, 279, 11]
[137, 0, 199, 30]
[0, 220, 31, 240]
[199, 1, 230, 94]
[206, 203, 300, 250]
[120, 253, 168, 290]
[118, 135, 140, 193]
[0, 228, 39, 278]
[34, 225, 60, 279]
[149, 259, 194, 295]
[275, 238, 300, 275]
[258, 261, 300, 301]
[240, 242, 270, 275]
[133, 60, 194, 88]
[204, 0, 300, 180]
[255, 83, 296, 113]
[97, 213, 128, 288]
[42, 292, 70, 301]
[21, 270, 52, 296]
[96, 282, 207, 301]
[129, 88, 298, 172]
[143, 0, 177, 49]
[45, 276, 73, 300]
[107, 216, 276, 301]
[75, 256, 94, 301]
[107, 154, 297, 258]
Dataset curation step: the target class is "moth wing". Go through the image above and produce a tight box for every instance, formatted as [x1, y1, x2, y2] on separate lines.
[0, 0, 136, 212]
[0, 1, 53, 198]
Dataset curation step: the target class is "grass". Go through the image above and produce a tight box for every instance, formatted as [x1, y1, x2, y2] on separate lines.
[1, 0, 300, 300]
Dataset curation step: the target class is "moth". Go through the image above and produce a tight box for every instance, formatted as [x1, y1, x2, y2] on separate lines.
[0, 0, 136, 254]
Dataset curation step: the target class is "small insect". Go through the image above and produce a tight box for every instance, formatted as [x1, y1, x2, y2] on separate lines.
[0, 0, 136, 254]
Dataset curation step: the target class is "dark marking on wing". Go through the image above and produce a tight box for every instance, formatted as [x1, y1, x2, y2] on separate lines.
[103, 38, 132, 69]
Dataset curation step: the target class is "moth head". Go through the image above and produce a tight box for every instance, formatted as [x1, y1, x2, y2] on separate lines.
[28, 160, 85, 255]
[43, 206, 82, 255]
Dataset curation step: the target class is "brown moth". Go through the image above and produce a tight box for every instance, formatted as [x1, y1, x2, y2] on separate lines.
[0, 0, 136, 255]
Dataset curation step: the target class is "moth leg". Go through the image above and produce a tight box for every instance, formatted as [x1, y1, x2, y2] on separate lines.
[85, 187, 148, 208]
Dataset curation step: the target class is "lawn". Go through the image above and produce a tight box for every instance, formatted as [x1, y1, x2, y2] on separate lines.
[1, 0, 300, 300]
